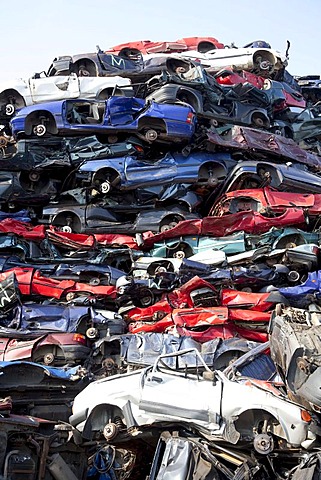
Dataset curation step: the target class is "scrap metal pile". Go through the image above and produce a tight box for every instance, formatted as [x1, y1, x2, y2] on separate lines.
[1, 36, 321, 479]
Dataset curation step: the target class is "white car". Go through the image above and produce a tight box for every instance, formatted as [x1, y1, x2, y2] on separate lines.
[0, 74, 132, 117]
[70, 348, 317, 454]
[144, 47, 287, 76]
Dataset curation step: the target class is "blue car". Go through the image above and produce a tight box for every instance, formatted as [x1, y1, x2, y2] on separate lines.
[76, 151, 236, 193]
[10, 96, 196, 144]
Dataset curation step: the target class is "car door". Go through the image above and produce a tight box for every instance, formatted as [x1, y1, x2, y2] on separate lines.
[139, 356, 222, 431]
[29, 74, 80, 104]
[124, 154, 177, 187]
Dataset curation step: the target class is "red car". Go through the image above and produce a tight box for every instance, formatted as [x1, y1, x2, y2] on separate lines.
[0, 268, 116, 301]
[141, 209, 306, 248]
[0, 332, 90, 365]
[215, 67, 265, 89]
[210, 187, 321, 217]
[105, 36, 224, 56]
[128, 306, 269, 343]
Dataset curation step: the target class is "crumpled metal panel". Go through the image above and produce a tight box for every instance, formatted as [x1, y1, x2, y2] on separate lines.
[207, 125, 321, 169]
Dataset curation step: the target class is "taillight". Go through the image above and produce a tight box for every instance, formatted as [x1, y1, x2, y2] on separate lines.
[72, 334, 87, 345]
[301, 409, 312, 423]
[134, 145, 144, 153]
[186, 112, 194, 124]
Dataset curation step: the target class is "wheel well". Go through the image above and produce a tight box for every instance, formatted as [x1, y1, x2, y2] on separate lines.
[119, 47, 141, 59]
[83, 404, 124, 439]
[197, 41, 216, 53]
[253, 50, 276, 74]
[176, 88, 200, 111]
[166, 58, 193, 75]
[235, 409, 284, 440]
[166, 241, 193, 258]
[251, 112, 270, 129]
[25, 110, 57, 135]
[52, 211, 82, 233]
[274, 233, 306, 249]
[198, 162, 227, 182]
[32, 345, 64, 364]
[138, 118, 166, 132]
[92, 168, 120, 186]
[73, 59, 97, 76]
[159, 214, 184, 232]
[0, 89, 26, 109]
[97, 87, 125, 100]
[147, 260, 175, 275]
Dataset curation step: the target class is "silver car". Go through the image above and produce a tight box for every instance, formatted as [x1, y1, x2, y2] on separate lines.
[70, 348, 317, 454]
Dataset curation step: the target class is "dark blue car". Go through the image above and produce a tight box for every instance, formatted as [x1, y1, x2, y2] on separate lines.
[76, 151, 236, 193]
[10, 96, 196, 144]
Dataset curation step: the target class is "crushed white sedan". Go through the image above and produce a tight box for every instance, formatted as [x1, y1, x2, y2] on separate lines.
[0, 73, 131, 118]
[70, 348, 318, 454]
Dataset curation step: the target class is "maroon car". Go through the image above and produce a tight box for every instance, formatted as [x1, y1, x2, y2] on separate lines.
[0, 332, 90, 365]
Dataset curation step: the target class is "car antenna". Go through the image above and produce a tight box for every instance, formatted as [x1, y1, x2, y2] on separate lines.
[285, 40, 290, 60]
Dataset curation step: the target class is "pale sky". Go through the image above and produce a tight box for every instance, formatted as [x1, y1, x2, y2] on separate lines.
[2, 0, 320, 81]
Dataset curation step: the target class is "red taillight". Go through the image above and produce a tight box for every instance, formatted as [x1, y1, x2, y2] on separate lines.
[301, 409, 312, 423]
[72, 334, 87, 345]
[186, 112, 194, 124]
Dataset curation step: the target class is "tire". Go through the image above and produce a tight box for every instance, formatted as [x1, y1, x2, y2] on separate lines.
[78, 65, 91, 77]
[251, 113, 266, 128]
[137, 289, 154, 307]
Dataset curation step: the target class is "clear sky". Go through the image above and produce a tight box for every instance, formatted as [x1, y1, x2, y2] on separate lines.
[2, 0, 320, 82]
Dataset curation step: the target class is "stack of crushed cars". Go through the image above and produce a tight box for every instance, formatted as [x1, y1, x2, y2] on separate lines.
[0, 36, 321, 479]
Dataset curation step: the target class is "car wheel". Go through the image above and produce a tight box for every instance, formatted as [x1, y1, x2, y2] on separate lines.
[78, 65, 91, 77]
[53, 213, 81, 234]
[100, 181, 111, 194]
[253, 433, 274, 455]
[0, 136, 8, 148]
[43, 352, 55, 365]
[61, 225, 72, 233]
[93, 169, 120, 194]
[137, 289, 154, 307]
[33, 124, 47, 136]
[103, 422, 119, 441]
[145, 129, 158, 142]
[251, 113, 266, 128]
[86, 327, 99, 339]
[5, 104, 15, 116]
[160, 219, 181, 232]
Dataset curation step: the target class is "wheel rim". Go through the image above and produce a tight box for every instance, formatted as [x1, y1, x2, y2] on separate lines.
[61, 225, 72, 233]
[43, 352, 55, 365]
[253, 433, 274, 455]
[33, 124, 46, 136]
[5, 104, 14, 116]
[100, 181, 111, 194]
[103, 422, 119, 441]
[145, 129, 158, 141]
